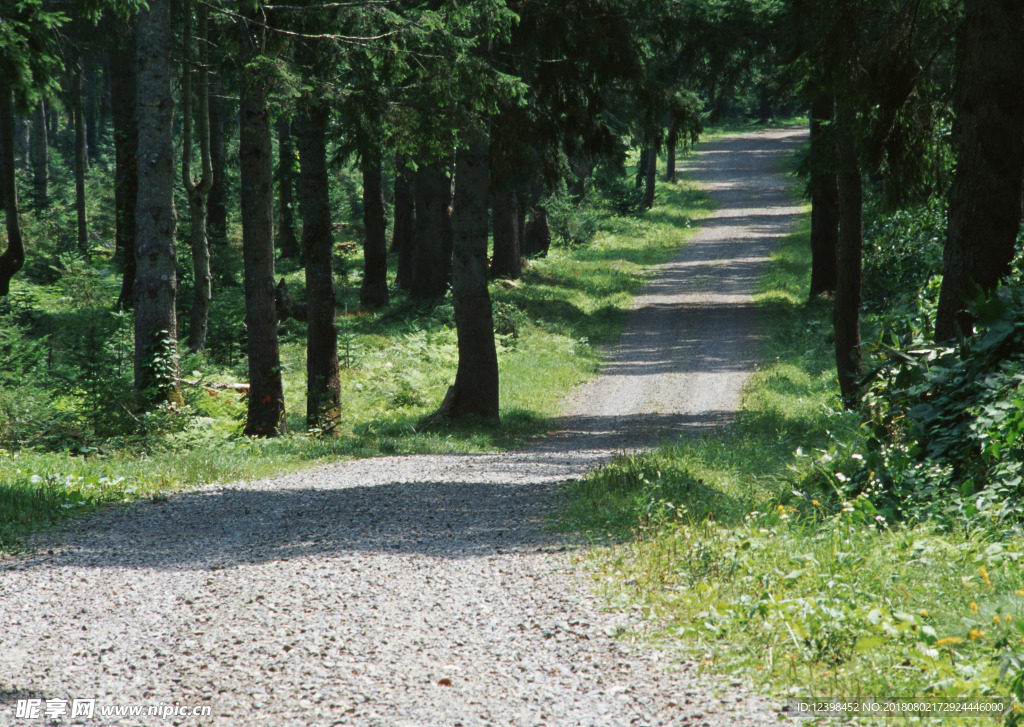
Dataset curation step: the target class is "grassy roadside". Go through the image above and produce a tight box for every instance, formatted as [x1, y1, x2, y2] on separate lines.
[562, 203, 1024, 723]
[0, 171, 712, 550]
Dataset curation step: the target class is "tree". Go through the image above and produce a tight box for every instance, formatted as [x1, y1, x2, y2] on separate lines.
[275, 116, 301, 260]
[134, 0, 183, 404]
[237, 2, 286, 436]
[360, 145, 389, 308]
[29, 99, 47, 210]
[807, 94, 839, 299]
[110, 14, 138, 311]
[72, 56, 88, 253]
[935, 0, 1024, 341]
[181, 1, 215, 353]
[0, 0, 65, 296]
[431, 122, 499, 422]
[392, 152, 415, 289]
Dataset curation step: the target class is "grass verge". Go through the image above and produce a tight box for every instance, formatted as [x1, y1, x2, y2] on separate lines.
[561, 206, 1024, 724]
[0, 172, 711, 550]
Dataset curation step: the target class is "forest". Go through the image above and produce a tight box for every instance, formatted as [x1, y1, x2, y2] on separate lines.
[2, 0, 1024, 718]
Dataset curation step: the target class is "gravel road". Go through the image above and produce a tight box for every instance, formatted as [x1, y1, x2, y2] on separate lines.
[1, 127, 806, 727]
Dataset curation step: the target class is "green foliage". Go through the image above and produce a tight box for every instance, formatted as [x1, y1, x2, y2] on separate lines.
[841, 285, 1024, 526]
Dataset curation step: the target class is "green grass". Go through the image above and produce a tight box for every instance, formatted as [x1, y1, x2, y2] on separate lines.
[561, 201, 1024, 723]
[0, 166, 711, 549]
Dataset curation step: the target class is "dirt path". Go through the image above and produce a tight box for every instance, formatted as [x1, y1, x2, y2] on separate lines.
[0, 128, 806, 727]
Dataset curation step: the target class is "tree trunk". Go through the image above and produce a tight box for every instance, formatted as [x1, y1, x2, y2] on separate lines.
[182, 4, 214, 354]
[0, 75, 25, 297]
[642, 147, 657, 210]
[73, 60, 89, 254]
[523, 206, 551, 258]
[393, 152, 415, 289]
[935, 0, 1024, 341]
[134, 0, 182, 405]
[30, 100, 48, 211]
[431, 124, 499, 422]
[85, 63, 99, 163]
[238, 10, 285, 436]
[411, 159, 449, 300]
[490, 188, 520, 279]
[808, 94, 839, 299]
[111, 18, 138, 311]
[295, 103, 341, 431]
[208, 73, 228, 249]
[666, 133, 676, 182]
[833, 102, 863, 408]
[276, 116, 300, 259]
[360, 147, 389, 309]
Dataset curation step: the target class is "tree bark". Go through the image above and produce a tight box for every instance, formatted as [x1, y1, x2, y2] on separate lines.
[808, 94, 839, 299]
[275, 116, 300, 260]
[295, 103, 341, 431]
[85, 62, 99, 163]
[73, 60, 89, 254]
[134, 0, 182, 405]
[182, 4, 214, 354]
[666, 133, 676, 182]
[490, 188, 520, 279]
[30, 100, 48, 211]
[360, 147, 389, 309]
[238, 9, 285, 436]
[0, 74, 25, 297]
[432, 124, 499, 422]
[833, 102, 863, 408]
[641, 147, 656, 210]
[393, 152, 415, 289]
[935, 0, 1024, 340]
[411, 159, 449, 300]
[208, 73, 228, 249]
[111, 17, 138, 311]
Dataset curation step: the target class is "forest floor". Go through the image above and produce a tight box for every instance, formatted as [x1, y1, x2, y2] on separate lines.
[0, 127, 807, 726]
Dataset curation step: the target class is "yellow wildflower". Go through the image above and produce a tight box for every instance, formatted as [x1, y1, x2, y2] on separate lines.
[935, 637, 964, 647]
[1017, 590, 1024, 597]
[980, 566, 991, 586]
[919, 610, 929, 618]
[994, 615, 1002, 625]
[811, 500, 820, 507]
[970, 601, 979, 613]
[969, 629, 985, 640]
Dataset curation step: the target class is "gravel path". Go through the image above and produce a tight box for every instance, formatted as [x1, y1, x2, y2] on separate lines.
[1, 127, 806, 727]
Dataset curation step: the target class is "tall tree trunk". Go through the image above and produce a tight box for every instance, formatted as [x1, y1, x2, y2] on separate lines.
[833, 102, 863, 408]
[936, 0, 1024, 341]
[431, 124, 498, 422]
[85, 63, 99, 163]
[0, 75, 25, 296]
[665, 131, 676, 182]
[111, 18, 138, 311]
[73, 60, 89, 254]
[13, 115, 29, 172]
[275, 116, 300, 259]
[295, 103, 340, 431]
[393, 152, 415, 289]
[182, 4, 214, 353]
[360, 146, 389, 309]
[30, 100, 48, 211]
[134, 0, 182, 404]
[490, 189, 520, 279]
[411, 159, 449, 300]
[642, 147, 657, 210]
[238, 9, 285, 436]
[207, 74, 228, 249]
[808, 94, 839, 299]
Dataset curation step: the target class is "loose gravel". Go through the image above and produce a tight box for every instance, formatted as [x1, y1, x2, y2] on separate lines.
[1, 127, 806, 727]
